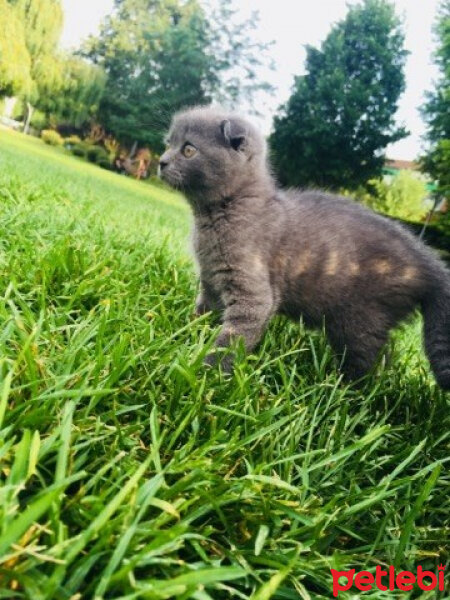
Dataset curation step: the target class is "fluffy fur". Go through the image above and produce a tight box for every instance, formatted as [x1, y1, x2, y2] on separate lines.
[159, 106, 450, 388]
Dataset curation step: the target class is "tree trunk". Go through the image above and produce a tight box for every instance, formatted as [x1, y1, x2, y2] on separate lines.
[420, 195, 440, 239]
[130, 141, 138, 159]
[23, 103, 34, 134]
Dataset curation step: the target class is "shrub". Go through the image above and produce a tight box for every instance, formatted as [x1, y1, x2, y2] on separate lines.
[71, 143, 88, 157]
[104, 135, 120, 161]
[86, 145, 110, 164]
[41, 129, 64, 146]
[97, 158, 112, 170]
[70, 143, 111, 168]
[365, 171, 430, 221]
[342, 171, 431, 222]
[64, 135, 82, 148]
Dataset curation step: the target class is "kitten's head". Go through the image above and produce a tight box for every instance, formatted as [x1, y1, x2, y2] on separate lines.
[159, 106, 267, 202]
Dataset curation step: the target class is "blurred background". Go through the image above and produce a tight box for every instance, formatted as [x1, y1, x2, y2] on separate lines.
[1, 0, 449, 248]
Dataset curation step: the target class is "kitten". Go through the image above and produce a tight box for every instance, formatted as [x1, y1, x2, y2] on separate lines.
[159, 106, 450, 388]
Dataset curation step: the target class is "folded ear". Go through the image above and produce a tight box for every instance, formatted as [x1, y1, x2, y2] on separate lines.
[220, 119, 246, 151]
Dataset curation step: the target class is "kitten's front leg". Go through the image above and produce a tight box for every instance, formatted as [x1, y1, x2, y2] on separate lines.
[194, 281, 222, 316]
[205, 283, 275, 372]
[194, 291, 211, 316]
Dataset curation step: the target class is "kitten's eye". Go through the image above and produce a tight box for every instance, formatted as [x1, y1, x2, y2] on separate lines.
[182, 143, 197, 158]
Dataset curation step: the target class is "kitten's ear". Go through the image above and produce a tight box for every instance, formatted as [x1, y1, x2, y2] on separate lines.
[220, 119, 246, 151]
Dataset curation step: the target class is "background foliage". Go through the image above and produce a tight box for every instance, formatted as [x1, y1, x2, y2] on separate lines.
[270, 0, 408, 191]
[0, 0, 105, 131]
[9, 0, 63, 103]
[0, 0, 32, 97]
[83, 0, 273, 152]
[360, 170, 429, 221]
[421, 0, 450, 198]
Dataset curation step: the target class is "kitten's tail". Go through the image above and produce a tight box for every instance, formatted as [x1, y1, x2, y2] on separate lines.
[422, 278, 450, 390]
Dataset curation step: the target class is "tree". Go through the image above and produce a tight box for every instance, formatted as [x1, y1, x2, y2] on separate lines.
[9, 0, 64, 101]
[35, 55, 106, 129]
[203, 2, 274, 109]
[3, 0, 103, 131]
[0, 0, 31, 97]
[4, 0, 64, 131]
[84, 0, 213, 150]
[270, 0, 407, 190]
[421, 0, 450, 198]
[84, 0, 272, 152]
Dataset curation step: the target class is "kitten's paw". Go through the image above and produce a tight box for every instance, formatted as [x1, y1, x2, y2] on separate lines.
[192, 304, 214, 319]
[204, 352, 217, 368]
[220, 354, 234, 374]
[194, 295, 214, 316]
[204, 352, 234, 374]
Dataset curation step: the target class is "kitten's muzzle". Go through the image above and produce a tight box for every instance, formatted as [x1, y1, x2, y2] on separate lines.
[158, 153, 169, 180]
[159, 149, 171, 170]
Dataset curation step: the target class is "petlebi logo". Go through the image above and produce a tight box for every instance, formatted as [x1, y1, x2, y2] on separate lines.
[330, 565, 447, 597]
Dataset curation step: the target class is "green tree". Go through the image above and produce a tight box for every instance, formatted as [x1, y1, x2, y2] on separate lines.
[421, 0, 450, 198]
[4, 0, 64, 131]
[270, 0, 407, 190]
[4, 0, 103, 131]
[9, 0, 63, 101]
[85, 0, 213, 150]
[36, 55, 106, 129]
[84, 0, 272, 151]
[0, 0, 31, 97]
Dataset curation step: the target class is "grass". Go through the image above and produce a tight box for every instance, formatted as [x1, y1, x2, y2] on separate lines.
[0, 127, 449, 599]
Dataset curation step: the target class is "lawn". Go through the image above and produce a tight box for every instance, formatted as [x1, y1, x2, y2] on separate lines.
[0, 128, 448, 599]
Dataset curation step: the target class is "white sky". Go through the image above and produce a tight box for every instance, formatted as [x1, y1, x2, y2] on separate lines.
[61, 0, 441, 160]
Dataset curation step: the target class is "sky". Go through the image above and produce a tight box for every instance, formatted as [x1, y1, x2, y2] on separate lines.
[61, 0, 441, 160]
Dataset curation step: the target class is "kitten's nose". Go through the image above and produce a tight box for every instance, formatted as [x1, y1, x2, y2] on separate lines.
[159, 155, 169, 170]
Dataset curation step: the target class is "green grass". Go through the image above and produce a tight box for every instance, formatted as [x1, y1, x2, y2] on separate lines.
[0, 127, 448, 599]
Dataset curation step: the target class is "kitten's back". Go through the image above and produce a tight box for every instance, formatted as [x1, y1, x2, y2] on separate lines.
[286, 189, 440, 272]
[276, 189, 447, 318]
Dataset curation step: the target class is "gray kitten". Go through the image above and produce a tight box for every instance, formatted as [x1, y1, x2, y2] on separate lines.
[159, 106, 450, 388]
